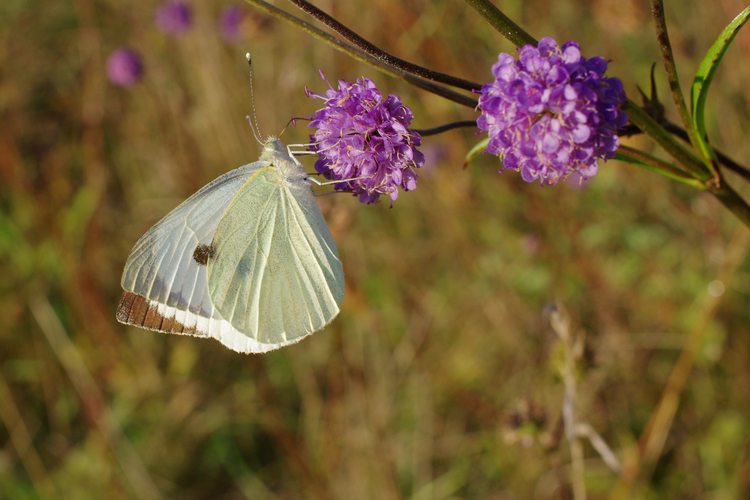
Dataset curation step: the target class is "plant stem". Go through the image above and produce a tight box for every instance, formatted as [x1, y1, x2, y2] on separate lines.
[288, 0, 481, 91]
[615, 146, 704, 188]
[550, 306, 587, 500]
[244, 0, 477, 108]
[623, 103, 750, 227]
[611, 229, 750, 498]
[413, 120, 477, 136]
[650, 0, 716, 176]
[30, 296, 163, 500]
[622, 100, 710, 181]
[575, 423, 621, 473]
[619, 120, 750, 181]
[463, 0, 537, 47]
[661, 122, 750, 182]
[709, 182, 750, 228]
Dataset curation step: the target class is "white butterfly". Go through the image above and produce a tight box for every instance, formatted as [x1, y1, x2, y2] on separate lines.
[116, 137, 344, 353]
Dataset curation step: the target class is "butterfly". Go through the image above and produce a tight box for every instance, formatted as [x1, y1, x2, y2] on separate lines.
[116, 137, 344, 353]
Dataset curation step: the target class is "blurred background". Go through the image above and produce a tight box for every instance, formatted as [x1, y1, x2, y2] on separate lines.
[1, 0, 750, 498]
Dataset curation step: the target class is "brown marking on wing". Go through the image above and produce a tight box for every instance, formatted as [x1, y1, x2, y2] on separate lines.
[116, 291, 198, 335]
[193, 244, 216, 266]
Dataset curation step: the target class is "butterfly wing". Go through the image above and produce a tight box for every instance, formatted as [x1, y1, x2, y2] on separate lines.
[116, 161, 285, 352]
[206, 168, 344, 351]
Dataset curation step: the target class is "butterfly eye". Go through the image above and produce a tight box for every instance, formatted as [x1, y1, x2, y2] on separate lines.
[193, 244, 216, 266]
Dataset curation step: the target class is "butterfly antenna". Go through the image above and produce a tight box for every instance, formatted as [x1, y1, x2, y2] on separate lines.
[245, 52, 264, 145]
[278, 117, 295, 138]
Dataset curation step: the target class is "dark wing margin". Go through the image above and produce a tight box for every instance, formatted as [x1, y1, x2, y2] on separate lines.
[116, 291, 198, 335]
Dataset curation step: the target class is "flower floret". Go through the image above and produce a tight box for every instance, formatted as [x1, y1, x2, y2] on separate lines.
[477, 37, 628, 185]
[308, 77, 424, 204]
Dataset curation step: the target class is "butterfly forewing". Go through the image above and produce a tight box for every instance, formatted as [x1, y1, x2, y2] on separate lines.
[117, 162, 265, 339]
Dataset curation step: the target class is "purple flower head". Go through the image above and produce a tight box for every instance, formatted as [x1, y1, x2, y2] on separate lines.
[307, 76, 424, 204]
[219, 5, 245, 43]
[477, 37, 628, 185]
[155, 1, 193, 34]
[107, 48, 143, 87]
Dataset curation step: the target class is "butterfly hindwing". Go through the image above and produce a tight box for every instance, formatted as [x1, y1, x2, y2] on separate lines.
[207, 159, 344, 348]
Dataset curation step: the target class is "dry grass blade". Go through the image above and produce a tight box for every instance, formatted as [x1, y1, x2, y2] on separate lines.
[612, 227, 750, 496]
[0, 377, 57, 499]
[29, 297, 163, 500]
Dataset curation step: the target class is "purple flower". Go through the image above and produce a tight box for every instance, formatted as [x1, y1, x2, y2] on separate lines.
[219, 5, 244, 43]
[307, 76, 424, 204]
[155, 1, 193, 34]
[107, 48, 143, 87]
[477, 37, 628, 185]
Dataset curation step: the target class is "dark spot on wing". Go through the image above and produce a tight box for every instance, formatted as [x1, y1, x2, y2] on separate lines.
[237, 255, 252, 277]
[193, 244, 216, 266]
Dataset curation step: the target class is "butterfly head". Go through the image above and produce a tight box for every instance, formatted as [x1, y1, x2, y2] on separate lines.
[260, 136, 289, 161]
[260, 136, 304, 176]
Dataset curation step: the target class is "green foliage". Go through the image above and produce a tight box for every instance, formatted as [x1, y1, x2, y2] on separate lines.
[1, 0, 749, 498]
[691, 6, 750, 165]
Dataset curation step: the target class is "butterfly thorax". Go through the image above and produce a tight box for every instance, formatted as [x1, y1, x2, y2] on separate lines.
[260, 137, 307, 186]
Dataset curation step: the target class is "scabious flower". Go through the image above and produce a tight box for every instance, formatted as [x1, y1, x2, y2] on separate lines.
[477, 37, 627, 185]
[107, 48, 143, 87]
[307, 76, 424, 204]
[155, 0, 193, 34]
[219, 5, 245, 43]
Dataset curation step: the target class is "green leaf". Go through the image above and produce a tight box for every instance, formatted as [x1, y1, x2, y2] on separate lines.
[690, 6, 750, 163]
[613, 149, 704, 189]
[464, 137, 489, 166]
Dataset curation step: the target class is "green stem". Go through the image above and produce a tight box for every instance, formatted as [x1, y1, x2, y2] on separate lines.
[650, 0, 715, 176]
[708, 182, 750, 228]
[623, 100, 710, 181]
[463, 0, 537, 47]
[660, 121, 750, 181]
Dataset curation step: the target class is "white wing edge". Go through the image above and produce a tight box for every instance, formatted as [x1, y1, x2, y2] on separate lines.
[116, 291, 307, 353]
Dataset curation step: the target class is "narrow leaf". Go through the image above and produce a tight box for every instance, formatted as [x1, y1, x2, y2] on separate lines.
[614, 149, 704, 189]
[464, 137, 490, 167]
[690, 6, 750, 162]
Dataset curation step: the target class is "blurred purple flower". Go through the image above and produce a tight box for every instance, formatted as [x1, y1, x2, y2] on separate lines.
[477, 37, 627, 185]
[419, 143, 449, 177]
[219, 5, 245, 43]
[155, 1, 193, 34]
[520, 233, 540, 254]
[106, 48, 143, 87]
[422, 143, 449, 166]
[307, 76, 424, 204]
